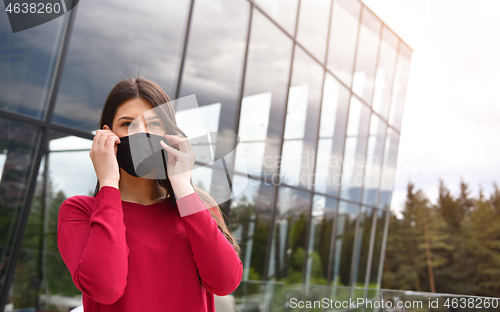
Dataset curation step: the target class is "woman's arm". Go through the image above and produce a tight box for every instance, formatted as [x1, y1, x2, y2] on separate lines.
[161, 134, 243, 295]
[175, 191, 243, 296]
[57, 186, 129, 304]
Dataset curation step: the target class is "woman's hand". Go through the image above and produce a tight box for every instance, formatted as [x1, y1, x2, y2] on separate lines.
[160, 134, 196, 198]
[90, 126, 121, 190]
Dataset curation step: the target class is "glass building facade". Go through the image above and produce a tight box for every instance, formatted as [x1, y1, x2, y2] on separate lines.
[0, 0, 411, 310]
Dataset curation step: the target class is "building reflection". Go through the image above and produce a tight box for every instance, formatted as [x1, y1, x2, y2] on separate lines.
[0, 0, 411, 310]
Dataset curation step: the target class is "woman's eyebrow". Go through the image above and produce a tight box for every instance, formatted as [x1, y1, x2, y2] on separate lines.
[117, 116, 134, 121]
[117, 116, 160, 121]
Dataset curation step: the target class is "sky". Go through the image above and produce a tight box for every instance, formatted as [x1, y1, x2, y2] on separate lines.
[361, 0, 500, 214]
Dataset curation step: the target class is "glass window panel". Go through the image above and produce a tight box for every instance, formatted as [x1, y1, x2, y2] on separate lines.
[234, 142, 266, 176]
[315, 139, 334, 193]
[175, 100, 238, 209]
[314, 74, 350, 197]
[0, 119, 41, 299]
[280, 140, 303, 186]
[369, 209, 386, 288]
[268, 187, 310, 285]
[0, 14, 66, 118]
[283, 84, 308, 140]
[5, 130, 94, 308]
[54, 0, 191, 132]
[229, 176, 275, 281]
[378, 128, 400, 209]
[296, 0, 332, 63]
[47, 135, 95, 197]
[305, 195, 336, 286]
[254, 0, 299, 36]
[389, 43, 412, 131]
[179, 0, 249, 138]
[352, 206, 374, 287]
[194, 165, 233, 209]
[326, 0, 361, 87]
[174, 100, 228, 172]
[238, 92, 271, 142]
[240, 9, 293, 178]
[362, 114, 387, 206]
[235, 91, 270, 177]
[332, 200, 359, 287]
[351, 7, 381, 106]
[340, 97, 370, 202]
[281, 46, 323, 190]
[192, 163, 213, 192]
[372, 27, 398, 120]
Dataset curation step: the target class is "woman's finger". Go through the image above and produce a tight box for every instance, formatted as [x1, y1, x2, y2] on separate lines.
[160, 140, 182, 157]
[96, 129, 112, 148]
[105, 134, 120, 150]
[164, 134, 191, 153]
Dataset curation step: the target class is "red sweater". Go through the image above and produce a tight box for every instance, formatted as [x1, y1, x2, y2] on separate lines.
[57, 186, 242, 311]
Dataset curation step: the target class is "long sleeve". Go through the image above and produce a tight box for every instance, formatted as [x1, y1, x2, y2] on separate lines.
[57, 186, 129, 304]
[176, 192, 243, 296]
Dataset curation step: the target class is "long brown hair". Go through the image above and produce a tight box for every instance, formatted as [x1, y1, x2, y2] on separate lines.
[93, 77, 240, 255]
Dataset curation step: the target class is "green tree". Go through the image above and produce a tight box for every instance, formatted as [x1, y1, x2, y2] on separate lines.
[383, 182, 451, 293]
[466, 184, 500, 296]
[383, 180, 500, 297]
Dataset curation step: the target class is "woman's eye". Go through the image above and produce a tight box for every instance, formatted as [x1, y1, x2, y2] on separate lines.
[149, 121, 161, 127]
[122, 122, 131, 127]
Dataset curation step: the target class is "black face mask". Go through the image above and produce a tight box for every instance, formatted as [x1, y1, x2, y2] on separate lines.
[116, 133, 168, 179]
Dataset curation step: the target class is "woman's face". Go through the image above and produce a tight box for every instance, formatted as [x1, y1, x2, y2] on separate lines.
[109, 97, 166, 138]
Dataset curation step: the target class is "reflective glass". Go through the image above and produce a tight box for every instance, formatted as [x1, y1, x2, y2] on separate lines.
[314, 74, 350, 197]
[179, 0, 249, 137]
[231, 282, 500, 312]
[3, 130, 95, 309]
[362, 114, 387, 206]
[372, 27, 398, 120]
[54, 0, 191, 132]
[0, 11, 66, 118]
[340, 97, 370, 202]
[179, 0, 250, 176]
[326, 0, 361, 87]
[281, 46, 323, 190]
[229, 175, 275, 281]
[268, 186, 310, 285]
[369, 209, 386, 288]
[351, 7, 381, 106]
[352, 206, 374, 287]
[331, 200, 359, 287]
[0, 118, 40, 299]
[254, 0, 299, 36]
[378, 128, 400, 209]
[305, 195, 336, 286]
[389, 43, 412, 131]
[233, 280, 285, 311]
[296, 0, 332, 63]
[174, 98, 239, 203]
[236, 9, 293, 178]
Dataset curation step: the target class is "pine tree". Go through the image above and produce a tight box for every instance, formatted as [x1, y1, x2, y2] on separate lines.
[466, 184, 500, 296]
[437, 180, 465, 232]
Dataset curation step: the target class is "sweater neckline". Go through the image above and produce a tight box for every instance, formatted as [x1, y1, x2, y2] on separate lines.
[121, 196, 174, 210]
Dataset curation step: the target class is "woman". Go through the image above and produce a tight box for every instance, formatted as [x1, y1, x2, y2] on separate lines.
[57, 77, 242, 311]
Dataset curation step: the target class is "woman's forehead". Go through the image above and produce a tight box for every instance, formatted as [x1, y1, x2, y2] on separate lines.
[114, 98, 156, 120]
